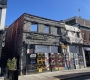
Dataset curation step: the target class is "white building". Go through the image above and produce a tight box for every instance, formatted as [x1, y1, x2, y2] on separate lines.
[61, 24, 85, 69]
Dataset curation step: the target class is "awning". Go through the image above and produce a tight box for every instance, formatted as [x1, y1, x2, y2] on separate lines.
[84, 47, 90, 51]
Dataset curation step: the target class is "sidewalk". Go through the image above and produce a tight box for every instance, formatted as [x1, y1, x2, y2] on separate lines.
[19, 68, 90, 80]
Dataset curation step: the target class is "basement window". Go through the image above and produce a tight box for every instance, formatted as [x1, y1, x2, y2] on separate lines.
[30, 23, 37, 32]
[44, 25, 49, 33]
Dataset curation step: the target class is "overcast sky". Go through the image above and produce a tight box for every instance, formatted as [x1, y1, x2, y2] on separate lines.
[5, 0, 90, 26]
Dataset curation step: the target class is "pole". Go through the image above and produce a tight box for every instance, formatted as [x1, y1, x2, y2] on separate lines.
[50, 46, 52, 72]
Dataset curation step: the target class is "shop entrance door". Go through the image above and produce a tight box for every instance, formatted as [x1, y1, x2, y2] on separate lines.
[74, 53, 79, 69]
[85, 51, 90, 67]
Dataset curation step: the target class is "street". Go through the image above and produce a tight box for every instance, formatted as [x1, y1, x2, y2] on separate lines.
[66, 74, 90, 80]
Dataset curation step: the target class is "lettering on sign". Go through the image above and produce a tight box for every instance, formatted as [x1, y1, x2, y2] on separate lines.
[30, 54, 36, 58]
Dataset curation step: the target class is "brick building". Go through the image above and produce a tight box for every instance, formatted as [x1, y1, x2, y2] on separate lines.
[5, 13, 64, 75]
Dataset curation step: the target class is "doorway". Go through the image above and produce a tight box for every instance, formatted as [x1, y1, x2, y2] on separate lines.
[85, 51, 90, 67]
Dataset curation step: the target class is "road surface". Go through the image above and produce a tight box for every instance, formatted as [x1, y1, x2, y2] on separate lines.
[66, 74, 90, 80]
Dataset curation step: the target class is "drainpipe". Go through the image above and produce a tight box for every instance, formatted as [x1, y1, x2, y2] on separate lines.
[26, 43, 30, 75]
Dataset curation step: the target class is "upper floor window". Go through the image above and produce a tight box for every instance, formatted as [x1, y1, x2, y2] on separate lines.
[30, 23, 37, 32]
[61, 28, 66, 37]
[55, 27, 58, 35]
[44, 25, 49, 33]
[82, 32, 86, 40]
[88, 34, 90, 41]
[76, 32, 80, 38]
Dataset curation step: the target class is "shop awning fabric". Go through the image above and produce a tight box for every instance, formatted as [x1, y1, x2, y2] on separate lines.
[84, 47, 90, 51]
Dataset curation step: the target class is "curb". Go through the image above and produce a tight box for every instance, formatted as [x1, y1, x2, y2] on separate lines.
[59, 73, 90, 80]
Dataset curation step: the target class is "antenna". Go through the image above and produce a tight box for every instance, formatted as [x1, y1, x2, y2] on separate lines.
[78, 8, 81, 17]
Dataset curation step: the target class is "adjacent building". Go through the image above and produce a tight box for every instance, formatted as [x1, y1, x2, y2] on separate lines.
[0, 0, 7, 75]
[60, 24, 84, 69]
[0, 0, 7, 58]
[64, 16, 90, 67]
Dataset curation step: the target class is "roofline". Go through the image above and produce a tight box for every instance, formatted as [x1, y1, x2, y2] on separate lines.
[64, 16, 90, 22]
[63, 16, 77, 22]
[9, 13, 25, 27]
[24, 13, 59, 22]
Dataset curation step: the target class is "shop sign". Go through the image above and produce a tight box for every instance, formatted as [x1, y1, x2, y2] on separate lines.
[30, 54, 36, 58]
[61, 44, 67, 48]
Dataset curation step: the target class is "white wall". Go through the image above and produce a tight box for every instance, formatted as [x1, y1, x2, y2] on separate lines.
[0, 8, 6, 30]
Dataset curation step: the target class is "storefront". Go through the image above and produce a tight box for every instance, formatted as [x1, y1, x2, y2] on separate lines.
[84, 47, 90, 67]
[26, 44, 64, 74]
[69, 45, 84, 69]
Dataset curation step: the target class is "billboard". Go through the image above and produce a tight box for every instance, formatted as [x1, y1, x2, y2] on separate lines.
[0, 0, 7, 5]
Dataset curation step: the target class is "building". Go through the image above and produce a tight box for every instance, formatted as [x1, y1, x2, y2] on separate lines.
[60, 24, 84, 69]
[0, 0, 7, 58]
[0, 0, 7, 75]
[64, 16, 90, 67]
[5, 13, 64, 75]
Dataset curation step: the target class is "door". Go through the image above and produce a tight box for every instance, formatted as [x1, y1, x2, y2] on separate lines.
[74, 53, 79, 69]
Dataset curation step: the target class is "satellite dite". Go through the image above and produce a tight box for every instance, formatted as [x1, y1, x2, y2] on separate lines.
[0, 0, 7, 30]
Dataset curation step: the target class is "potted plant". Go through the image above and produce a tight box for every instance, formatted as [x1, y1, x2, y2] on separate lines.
[7, 57, 18, 80]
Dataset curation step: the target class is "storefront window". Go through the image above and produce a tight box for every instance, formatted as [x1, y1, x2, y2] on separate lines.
[35, 45, 58, 53]
[69, 46, 77, 53]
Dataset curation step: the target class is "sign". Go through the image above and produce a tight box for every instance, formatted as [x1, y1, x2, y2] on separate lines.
[38, 68, 42, 72]
[61, 44, 67, 48]
[30, 54, 36, 58]
[55, 67, 58, 70]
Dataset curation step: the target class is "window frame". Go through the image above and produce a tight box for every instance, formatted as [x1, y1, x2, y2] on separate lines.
[82, 32, 86, 40]
[30, 23, 38, 32]
[43, 25, 50, 33]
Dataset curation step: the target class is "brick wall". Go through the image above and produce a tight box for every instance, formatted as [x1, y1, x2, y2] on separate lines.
[81, 29, 90, 45]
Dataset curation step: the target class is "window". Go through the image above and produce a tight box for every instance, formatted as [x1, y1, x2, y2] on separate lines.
[88, 34, 90, 41]
[69, 46, 77, 53]
[55, 27, 58, 34]
[78, 46, 82, 54]
[61, 28, 66, 37]
[82, 33, 86, 40]
[44, 25, 49, 33]
[76, 32, 80, 38]
[30, 23, 37, 32]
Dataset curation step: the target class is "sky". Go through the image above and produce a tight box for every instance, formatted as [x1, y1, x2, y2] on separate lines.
[5, 0, 90, 26]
